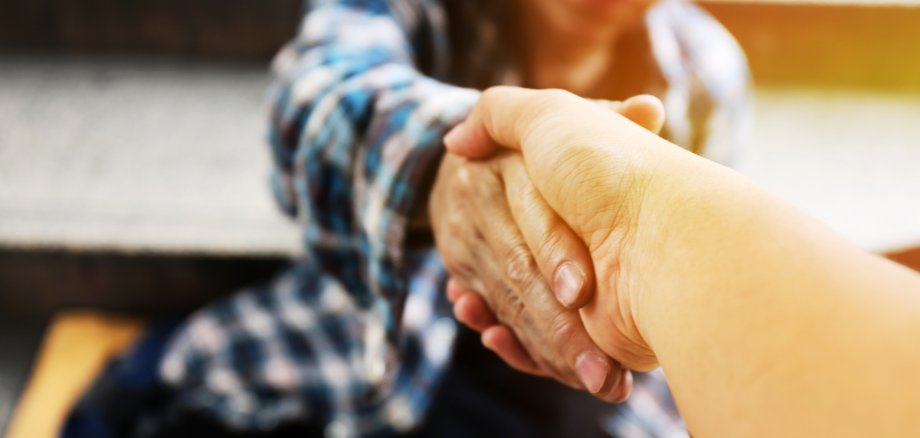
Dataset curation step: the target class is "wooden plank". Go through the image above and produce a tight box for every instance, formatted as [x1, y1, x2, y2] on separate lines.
[6, 311, 144, 438]
[888, 247, 920, 272]
[701, 2, 920, 89]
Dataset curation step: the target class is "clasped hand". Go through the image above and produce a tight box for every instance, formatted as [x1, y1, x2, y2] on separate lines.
[429, 91, 665, 402]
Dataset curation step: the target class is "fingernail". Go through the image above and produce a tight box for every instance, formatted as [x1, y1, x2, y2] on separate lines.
[613, 369, 633, 403]
[554, 262, 585, 308]
[443, 123, 465, 148]
[575, 351, 610, 394]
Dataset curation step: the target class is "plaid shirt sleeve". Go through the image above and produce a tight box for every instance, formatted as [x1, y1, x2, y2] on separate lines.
[158, 0, 478, 435]
[267, 0, 477, 313]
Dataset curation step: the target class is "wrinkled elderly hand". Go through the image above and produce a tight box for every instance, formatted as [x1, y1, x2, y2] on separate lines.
[444, 87, 672, 371]
[429, 95, 664, 400]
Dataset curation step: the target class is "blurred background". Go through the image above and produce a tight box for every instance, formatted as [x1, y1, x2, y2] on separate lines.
[1, 0, 919, 436]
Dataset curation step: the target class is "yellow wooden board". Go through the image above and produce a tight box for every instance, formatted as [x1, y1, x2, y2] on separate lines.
[6, 310, 144, 438]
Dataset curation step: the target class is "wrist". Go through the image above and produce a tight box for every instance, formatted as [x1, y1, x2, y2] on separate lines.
[575, 136, 684, 370]
[630, 147, 775, 356]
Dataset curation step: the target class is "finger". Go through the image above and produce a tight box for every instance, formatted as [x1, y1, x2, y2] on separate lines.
[593, 96, 665, 136]
[619, 94, 665, 135]
[468, 186, 570, 378]
[443, 86, 552, 158]
[587, 366, 629, 403]
[609, 369, 634, 404]
[481, 325, 547, 377]
[453, 292, 497, 332]
[475, 188, 621, 394]
[500, 156, 595, 309]
[446, 277, 467, 303]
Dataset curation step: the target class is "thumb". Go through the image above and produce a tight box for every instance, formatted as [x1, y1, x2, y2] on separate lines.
[443, 86, 551, 158]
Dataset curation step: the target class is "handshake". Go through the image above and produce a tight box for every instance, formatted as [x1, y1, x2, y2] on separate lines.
[429, 87, 920, 436]
[430, 87, 671, 402]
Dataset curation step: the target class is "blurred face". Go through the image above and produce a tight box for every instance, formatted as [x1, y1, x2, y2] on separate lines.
[529, 0, 659, 42]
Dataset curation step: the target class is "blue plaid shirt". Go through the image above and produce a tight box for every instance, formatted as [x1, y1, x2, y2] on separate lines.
[158, 0, 750, 436]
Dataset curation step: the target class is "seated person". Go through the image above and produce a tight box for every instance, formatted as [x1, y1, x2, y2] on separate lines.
[64, 0, 749, 436]
[444, 86, 920, 437]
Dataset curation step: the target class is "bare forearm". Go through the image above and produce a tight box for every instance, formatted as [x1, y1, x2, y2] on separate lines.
[635, 150, 920, 436]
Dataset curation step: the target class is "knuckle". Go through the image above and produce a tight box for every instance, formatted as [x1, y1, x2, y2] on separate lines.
[532, 89, 575, 111]
[454, 161, 497, 199]
[542, 88, 574, 101]
[481, 86, 502, 100]
[482, 85, 514, 103]
[504, 166, 536, 202]
[442, 256, 474, 281]
[547, 313, 581, 350]
[540, 229, 566, 257]
[441, 257, 461, 276]
[442, 203, 472, 234]
[494, 285, 526, 325]
[504, 244, 538, 286]
[452, 167, 476, 199]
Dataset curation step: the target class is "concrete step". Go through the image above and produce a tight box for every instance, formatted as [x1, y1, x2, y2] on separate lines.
[0, 55, 302, 257]
[0, 55, 292, 319]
